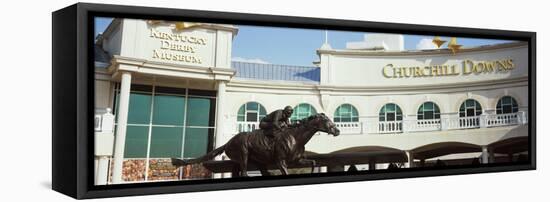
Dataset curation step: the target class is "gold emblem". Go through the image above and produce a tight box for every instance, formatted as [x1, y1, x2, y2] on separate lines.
[447, 37, 462, 54]
[432, 36, 446, 48]
[175, 22, 200, 31]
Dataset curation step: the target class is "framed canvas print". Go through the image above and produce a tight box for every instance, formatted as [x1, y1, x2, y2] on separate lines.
[52, 3, 536, 199]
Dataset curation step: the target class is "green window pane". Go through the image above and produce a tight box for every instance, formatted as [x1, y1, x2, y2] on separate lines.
[186, 97, 214, 127]
[334, 104, 357, 122]
[237, 115, 245, 122]
[339, 105, 351, 113]
[149, 127, 183, 158]
[418, 104, 424, 113]
[292, 103, 317, 121]
[424, 103, 433, 110]
[238, 105, 245, 116]
[246, 102, 258, 111]
[127, 93, 152, 124]
[503, 97, 511, 105]
[466, 100, 475, 107]
[259, 105, 267, 116]
[380, 105, 386, 114]
[298, 112, 309, 117]
[183, 128, 211, 158]
[386, 104, 395, 112]
[124, 126, 149, 158]
[152, 95, 185, 125]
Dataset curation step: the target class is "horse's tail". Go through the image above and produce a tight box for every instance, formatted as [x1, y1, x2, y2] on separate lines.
[171, 144, 226, 167]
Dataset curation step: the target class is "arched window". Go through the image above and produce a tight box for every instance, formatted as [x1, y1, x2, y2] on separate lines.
[237, 102, 267, 122]
[459, 99, 482, 117]
[334, 104, 359, 122]
[379, 103, 403, 122]
[417, 102, 441, 120]
[496, 96, 518, 114]
[291, 103, 317, 123]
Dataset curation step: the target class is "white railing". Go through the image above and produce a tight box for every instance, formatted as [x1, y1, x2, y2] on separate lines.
[484, 113, 521, 127]
[458, 116, 481, 129]
[406, 119, 441, 132]
[95, 108, 115, 133]
[335, 122, 362, 134]
[378, 121, 403, 133]
[236, 122, 260, 133]
[231, 112, 527, 135]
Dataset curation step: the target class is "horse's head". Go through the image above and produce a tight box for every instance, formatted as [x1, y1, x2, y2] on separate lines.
[306, 113, 340, 136]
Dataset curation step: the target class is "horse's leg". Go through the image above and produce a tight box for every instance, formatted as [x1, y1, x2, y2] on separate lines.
[231, 162, 241, 177]
[297, 158, 316, 173]
[276, 160, 289, 175]
[239, 150, 249, 177]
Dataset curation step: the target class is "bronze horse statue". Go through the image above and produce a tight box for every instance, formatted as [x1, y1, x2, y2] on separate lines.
[171, 113, 340, 177]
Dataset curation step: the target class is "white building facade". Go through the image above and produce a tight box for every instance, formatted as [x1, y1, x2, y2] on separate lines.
[94, 19, 529, 184]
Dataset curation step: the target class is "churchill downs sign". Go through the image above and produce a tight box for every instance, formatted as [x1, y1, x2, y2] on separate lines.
[382, 59, 515, 78]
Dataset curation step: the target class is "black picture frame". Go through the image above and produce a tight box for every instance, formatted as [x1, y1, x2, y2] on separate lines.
[52, 3, 536, 199]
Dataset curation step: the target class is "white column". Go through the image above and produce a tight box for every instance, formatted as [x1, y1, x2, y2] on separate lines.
[95, 157, 110, 185]
[213, 80, 227, 179]
[481, 146, 489, 164]
[214, 80, 227, 148]
[480, 114, 488, 128]
[440, 113, 450, 131]
[402, 115, 414, 133]
[112, 72, 132, 184]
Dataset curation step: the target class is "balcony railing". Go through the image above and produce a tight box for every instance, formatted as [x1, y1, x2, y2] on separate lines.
[484, 113, 519, 127]
[236, 122, 260, 133]
[406, 119, 442, 132]
[458, 116, 481, 129]
[231, 112, 527, 135]
[378, 121, 403, 133]
[335, 122, 362, 134]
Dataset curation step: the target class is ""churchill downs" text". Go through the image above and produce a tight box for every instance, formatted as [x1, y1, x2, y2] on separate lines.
[382, 59, 515, 78]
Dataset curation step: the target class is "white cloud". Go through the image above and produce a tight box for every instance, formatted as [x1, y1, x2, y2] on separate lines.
[232, 57, 270, 64]
[416, 38, 438, 50]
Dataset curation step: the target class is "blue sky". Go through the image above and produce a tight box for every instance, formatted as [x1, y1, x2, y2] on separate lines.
[95, 17, 514, 66]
